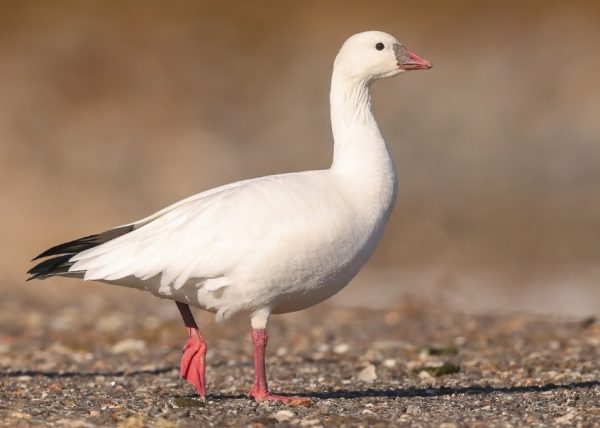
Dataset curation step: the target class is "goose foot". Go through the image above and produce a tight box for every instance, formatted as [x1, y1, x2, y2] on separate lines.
[248, 328, 311, 404]
[176, 302, 207, 398]
[180, 336, 207, 397]
[248, 388, 311, 404]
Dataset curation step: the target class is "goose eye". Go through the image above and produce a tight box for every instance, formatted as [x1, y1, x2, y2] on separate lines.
[375, 42, 385, 51]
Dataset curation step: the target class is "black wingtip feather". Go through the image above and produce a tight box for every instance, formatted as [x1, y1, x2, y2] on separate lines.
[31, 235, 99, 261]
[31, 226, 133, 261]
[27, 254, 74, 279]
[27, 225, 134, 280]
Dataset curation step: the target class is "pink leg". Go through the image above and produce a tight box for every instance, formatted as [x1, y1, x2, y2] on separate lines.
[248, 328, 310, 404]
[176, 302, 207, 398]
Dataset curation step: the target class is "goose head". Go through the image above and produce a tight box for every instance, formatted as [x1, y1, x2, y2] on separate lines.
[334, 31, 431, 82]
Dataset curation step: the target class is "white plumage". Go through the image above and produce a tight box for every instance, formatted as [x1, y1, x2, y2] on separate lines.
[31, 31, 431, 331]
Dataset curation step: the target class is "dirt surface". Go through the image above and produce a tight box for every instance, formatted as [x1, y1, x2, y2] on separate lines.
[1, 285, 599, 427]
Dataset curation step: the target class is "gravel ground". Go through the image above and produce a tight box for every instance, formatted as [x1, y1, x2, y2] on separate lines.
[1, 285, 599, 427]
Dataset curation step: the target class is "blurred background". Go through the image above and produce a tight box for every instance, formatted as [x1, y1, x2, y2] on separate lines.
[1, 0, 599, 317]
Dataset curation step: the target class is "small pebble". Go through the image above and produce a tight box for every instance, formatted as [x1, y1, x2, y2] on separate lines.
[357, 364, 377, 382]
[383, 358, 396, 368]
[111, 339, 147, 354]
[299, 419, 322, 427]
[333, 343, 350, 354]
[273, 410, 295, 422]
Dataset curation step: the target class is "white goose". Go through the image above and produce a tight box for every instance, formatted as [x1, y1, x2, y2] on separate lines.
[28, 31, 431, 403]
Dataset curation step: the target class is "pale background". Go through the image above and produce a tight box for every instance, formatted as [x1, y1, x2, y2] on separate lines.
[1, 1, 599, 317]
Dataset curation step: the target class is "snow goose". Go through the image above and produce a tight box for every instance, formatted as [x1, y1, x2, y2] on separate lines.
[28, 31, 431, 403]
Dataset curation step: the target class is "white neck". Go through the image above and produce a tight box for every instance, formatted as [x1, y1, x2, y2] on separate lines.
[330, 69, 394, 171]
[328, 68, 397, 217]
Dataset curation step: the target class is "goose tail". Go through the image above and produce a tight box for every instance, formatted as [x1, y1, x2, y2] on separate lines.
[27, 225, 134, 281]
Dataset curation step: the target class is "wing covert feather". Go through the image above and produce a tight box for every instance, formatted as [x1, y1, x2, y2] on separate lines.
[69, 172, 339, 290]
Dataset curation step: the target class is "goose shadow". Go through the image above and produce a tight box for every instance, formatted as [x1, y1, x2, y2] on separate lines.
[0, 366, 178, 378]
[200, 380, 600, 401]
[300, 380, 600, 400]
[2, 368, 597, 401]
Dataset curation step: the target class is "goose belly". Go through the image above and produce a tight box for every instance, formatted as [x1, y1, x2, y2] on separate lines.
[242, 220, 386, 314]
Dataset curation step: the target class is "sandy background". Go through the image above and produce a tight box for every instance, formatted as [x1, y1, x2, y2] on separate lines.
[1, 1, 599, 316]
